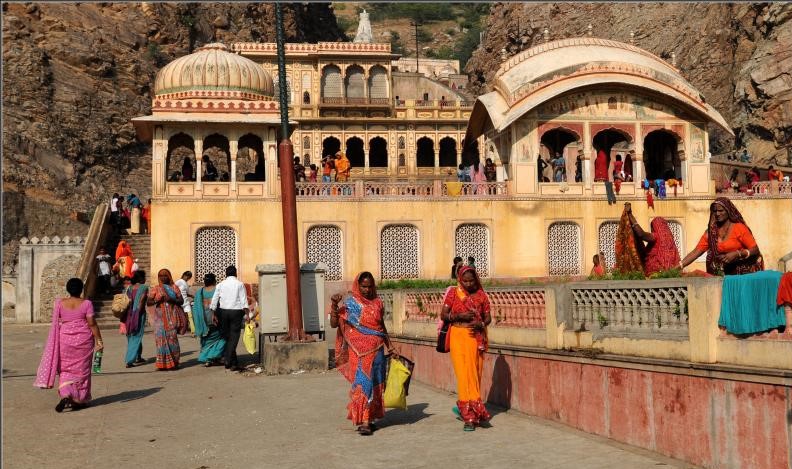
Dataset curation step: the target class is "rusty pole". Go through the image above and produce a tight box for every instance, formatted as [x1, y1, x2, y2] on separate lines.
[275, 3, 307, 342]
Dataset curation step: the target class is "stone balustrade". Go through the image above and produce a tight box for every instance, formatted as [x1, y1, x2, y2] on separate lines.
[293, 181, 510, 200]
[751, 181, 792, 195]
[569, 279, 689, 338]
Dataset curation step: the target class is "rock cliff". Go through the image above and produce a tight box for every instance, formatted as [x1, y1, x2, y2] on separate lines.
[2, 2, 345, 266]
[466, 2, 792, 164]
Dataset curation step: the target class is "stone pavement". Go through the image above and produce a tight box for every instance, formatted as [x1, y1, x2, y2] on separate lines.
[2, 324, 696, 469]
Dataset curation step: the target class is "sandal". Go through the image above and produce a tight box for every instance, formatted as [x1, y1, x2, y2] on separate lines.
[55, 398, 71, 413]
[357, 425, 373, 436]
[463, 422, 475, 432]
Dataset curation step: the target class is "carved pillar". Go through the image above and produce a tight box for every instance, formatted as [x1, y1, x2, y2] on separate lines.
[194, 138, 204, 190]
[230, 139, 239, 194]
[583, 121, 592, 189]
[633, 122, 643, 187]
[153, 126, 166, 198]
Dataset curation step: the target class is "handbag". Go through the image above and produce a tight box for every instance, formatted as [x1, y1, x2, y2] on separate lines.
[111, 291, 131, 318]
[436, 320, 451, 353]
[383, 355, 411, 409]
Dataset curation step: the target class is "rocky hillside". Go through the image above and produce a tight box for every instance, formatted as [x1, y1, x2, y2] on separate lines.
[466, 2, 792, 164]
[2, 2, 345, 266]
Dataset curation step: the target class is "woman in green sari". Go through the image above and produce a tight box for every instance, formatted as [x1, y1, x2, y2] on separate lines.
[123, 270, 148, 368]
[193, 273, 226, 366]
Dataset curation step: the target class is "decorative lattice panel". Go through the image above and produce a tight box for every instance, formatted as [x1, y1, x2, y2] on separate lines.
[368, 67, 388, 98]
[195, 226, 237, 283]
[547, 222, 581, 275]
[321, 66, 342, 97]
[346, 68, 365, 98]
[597, 221, 619, 269]
[273, 77, 292, 104]
[306, 225, 343, 281]
[667, 220, 684, 258]
[380, 224, 419, 279]
[302, 72, 311, 92]
[455, 223, 490, 277]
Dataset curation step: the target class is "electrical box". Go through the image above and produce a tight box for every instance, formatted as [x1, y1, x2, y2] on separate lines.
[255, 263, 326, 336]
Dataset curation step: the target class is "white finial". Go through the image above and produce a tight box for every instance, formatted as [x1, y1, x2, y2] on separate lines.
[629, 31, 635, 45]
[500, 48, 508, 61]
[587, 24, 593, 37]
[543, 27, 550, 43]
[671, 51, 677, 67]
[353, 9, 373, 43]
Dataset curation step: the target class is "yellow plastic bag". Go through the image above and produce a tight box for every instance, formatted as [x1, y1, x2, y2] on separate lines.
[383, 356, 411, 409]
[243, 322, 257, 355]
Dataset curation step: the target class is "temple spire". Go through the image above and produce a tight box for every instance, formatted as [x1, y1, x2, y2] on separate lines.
[353, 9, 373, 43]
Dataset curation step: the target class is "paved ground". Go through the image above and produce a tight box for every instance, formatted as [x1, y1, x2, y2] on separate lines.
[2, 324, 696, 469]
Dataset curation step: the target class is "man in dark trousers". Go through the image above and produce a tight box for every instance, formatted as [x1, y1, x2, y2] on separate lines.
[209, 265, 250, 372]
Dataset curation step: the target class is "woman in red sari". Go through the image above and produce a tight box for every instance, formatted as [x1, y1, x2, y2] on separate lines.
[680, 197, 763, 275]
[330, 272, 393, 436]
[624, 203, 681, 276]
[146, 269, 187, 370]
[440, 266, 492, 431]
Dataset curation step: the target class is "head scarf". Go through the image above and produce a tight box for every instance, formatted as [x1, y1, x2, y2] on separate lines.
[644, 217, 681, 276]
[614, 208, 644, 274]
[452, 266, 488, 351]
[456, 265, 482, 292]
[706, 197, 763, 275]
[116, 240, 133, 260]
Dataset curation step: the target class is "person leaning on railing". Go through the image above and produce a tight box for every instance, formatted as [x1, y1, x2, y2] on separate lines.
[679, 197, 763, 275]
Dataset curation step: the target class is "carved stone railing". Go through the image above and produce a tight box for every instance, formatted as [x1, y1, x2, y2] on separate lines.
[569, 279, 689, 338]
[751, 181, 792, 196]
[442, 182, 509, 197]
[295, 182, 357, 198]
[364, 181, 436, 197]
[319, 97, 392, 107]
[402, 287, 547, 328]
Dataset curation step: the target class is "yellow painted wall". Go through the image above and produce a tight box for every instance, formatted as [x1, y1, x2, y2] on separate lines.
[150, 197, 792, 284]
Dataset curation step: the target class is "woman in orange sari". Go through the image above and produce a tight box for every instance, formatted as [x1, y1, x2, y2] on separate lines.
[680, 197, 763, 275]
[114, 240, 134, 278]
[330, 272, 393, 436]
[441, 266, 492, 431]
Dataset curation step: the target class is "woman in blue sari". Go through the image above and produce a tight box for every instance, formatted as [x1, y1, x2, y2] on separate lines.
[123, 270, 148, 368]
[192, 273, 226, 366]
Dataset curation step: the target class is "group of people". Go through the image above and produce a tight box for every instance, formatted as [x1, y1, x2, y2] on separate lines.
[725, 165, 788, 193]
[36, 264, 256, 412]
[456, 158, 497, 183]
[95, 241, 140, 295]
[170, 155, 228, 182]
[331, 264, 491, 435]
[319, 151, 351, 183]
[110, 193, 150, 235]
[538, 153, 583, 183]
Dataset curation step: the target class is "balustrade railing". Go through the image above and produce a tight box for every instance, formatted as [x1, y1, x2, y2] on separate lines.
[364, 181, 435, 197]
[751, 181, 792, 195]
[570, 280, 689, 337]
[293, 181, 509, 199]
[295, 182, 356, 198]
[319, 97, 392, 106]
[402, 287, 546, 329]
[443, 182, 509, 197]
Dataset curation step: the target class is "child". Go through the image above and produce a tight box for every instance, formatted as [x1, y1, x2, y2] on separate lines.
[591, 254, 605, 277]
[613, 154, 625, 194]
[308, 164, 318, 183]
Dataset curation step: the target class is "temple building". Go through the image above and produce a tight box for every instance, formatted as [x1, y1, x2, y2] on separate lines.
[132, 33, 791, 285]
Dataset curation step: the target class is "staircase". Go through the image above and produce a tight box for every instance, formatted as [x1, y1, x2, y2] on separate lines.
[93, 233, 151, 330]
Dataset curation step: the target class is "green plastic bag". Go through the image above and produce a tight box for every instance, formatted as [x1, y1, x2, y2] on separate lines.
[383, 356, 411, 409]
[243, 322, 257, 355]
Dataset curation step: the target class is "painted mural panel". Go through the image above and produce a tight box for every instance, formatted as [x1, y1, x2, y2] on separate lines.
[536, 90, 693, 122]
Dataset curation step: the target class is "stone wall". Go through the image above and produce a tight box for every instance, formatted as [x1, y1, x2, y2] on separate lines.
[37, 255, 81, 322]
[14, 236, 85, 323]
[2, 266, 16, 320]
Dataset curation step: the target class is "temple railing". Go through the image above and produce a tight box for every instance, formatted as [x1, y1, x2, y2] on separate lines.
[751, 181, 792, 195]
[294, 181, 510, 199]
[364, 181, 436, 197]
[442, 182, 509, 197]
[569, 279, 689, 338]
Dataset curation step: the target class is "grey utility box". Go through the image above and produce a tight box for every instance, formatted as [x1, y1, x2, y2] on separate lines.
[255, 263, 327, 336]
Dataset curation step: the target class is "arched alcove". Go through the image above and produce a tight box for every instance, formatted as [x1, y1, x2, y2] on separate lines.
[416, 137, 435, 167]
[369, 137, 388, 167]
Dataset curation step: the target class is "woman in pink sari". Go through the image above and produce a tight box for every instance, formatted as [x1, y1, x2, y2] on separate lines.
[35, 278, 104, 412]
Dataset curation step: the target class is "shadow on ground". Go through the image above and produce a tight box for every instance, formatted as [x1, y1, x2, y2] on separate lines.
[90, 387, 162, 407]
[381, 402, 433, 428]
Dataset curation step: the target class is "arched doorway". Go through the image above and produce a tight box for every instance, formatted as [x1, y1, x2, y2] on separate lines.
[322, 136, 341, 158]
[592, 129, 631, 182]
[644, 130, 681, 180]
[345, 65, 365, 99]
[369, 137, 388, 167]
[438, 137, 458, 167]
[345, 137, 364, 168]
[166, 133, 195, 181]
[416, 137, 435, 167]
[203, 133, 230, 181]
[461, 139, 480, 167]
[238, 133, 265, 181]
[540, 128, 580, 182]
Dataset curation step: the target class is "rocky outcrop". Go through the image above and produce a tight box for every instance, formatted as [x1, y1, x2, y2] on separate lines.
[2, 2, 345, 267]
[466, 2, 792, 163]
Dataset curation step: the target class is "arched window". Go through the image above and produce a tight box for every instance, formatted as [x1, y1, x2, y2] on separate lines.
[322, 136, 341, 158]
[644, 130, 681, 180]
[416, 137, 435, 167]
[547, 222, 582, 275]
[166, 133, 195, 181]
[346, 137, 364, 168]
[540, 128, 580, 183]
[273, 76, 292, 104]
[303, 136, 311, 150]
[195, 226, 238, 283]
[202, 134, 231, 181]
[369, 137, 388, 167]
[597, 221, 619, 270]
[345, 65, 365, 99]
[368, 65, 388, 99]
[455, 223, 490, 277]
[321, 65, 342, 98]
[238, 133, 265, 182]
[608, 97, 617, 109]
[380, 224, 419, 279]
[306, 225, 343, 281]
[438, 137, 458, 167]
[398, 136, 405, 150]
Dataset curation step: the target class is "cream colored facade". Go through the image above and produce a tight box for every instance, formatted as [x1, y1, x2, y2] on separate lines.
[134, 38, 791, 285]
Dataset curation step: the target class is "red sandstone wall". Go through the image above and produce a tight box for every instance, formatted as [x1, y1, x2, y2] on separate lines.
[395, 340, 791, 469]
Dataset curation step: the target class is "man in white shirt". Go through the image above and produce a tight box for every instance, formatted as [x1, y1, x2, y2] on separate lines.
[95, 247, 113, 294]
[175, 271, 195, 337]
[210, 265, 250, 371]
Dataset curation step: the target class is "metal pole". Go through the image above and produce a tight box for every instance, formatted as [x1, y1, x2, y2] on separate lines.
[275, 2, 307, 342]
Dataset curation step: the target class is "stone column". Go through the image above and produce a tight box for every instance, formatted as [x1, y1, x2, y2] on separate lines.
[195, 138, 204, 190]
[633, 122, 643, 187]
[15, 242, 33, 323]
[230, 139, 239, 195]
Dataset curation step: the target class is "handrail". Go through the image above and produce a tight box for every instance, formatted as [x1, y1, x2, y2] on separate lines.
[75, 203, 110, 299]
